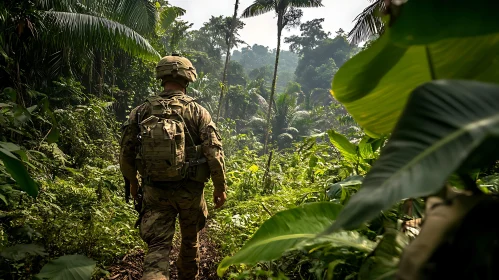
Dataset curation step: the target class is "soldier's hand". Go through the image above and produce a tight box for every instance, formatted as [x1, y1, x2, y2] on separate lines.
[130, 180, 139, 199]
[213, 191, 226, 209]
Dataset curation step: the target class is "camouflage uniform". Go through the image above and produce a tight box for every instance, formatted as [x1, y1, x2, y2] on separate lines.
[119, 90, 227, 280]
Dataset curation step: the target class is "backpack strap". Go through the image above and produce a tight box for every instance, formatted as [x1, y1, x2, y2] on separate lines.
[146, 94, 198, 147]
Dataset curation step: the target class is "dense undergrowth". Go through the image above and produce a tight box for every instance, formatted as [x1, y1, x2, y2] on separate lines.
[0, 92, 403, 279]
[3, 0, 499, 279]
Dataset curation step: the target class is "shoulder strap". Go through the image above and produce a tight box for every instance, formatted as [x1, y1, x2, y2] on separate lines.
[145, 95, 196, 147]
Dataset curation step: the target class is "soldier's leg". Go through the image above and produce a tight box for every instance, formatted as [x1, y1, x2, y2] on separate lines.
[175, 182, 208, 280]
[140, 185, 177, 280]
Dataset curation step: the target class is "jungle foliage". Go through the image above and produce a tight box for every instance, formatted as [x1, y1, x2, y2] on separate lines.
[219, 0, 499, 279]
[2, 0, 497, 279]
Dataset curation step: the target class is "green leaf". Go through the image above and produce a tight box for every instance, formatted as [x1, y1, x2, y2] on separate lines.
[298, 230, 375, 253]
[309, 155, 318, 168]
[3, 87, 17, 102]
[327, 130, 358, 161]
[36, 255, 96, 280]
[1, 244, 48, 261]
[43, 11, 160, 61]
[26, 105, 38, 113]
[332, 31, 499, 136]
[111, 0, 157, 36]
[0, 193, 7, 205]
[0, 142, 21, 152]
[0, 147, 38, 198]
[325, 80, 499, 232]
[159, 6, 186, 30]
[358, 229, 409, 280]
[358, 137, 375, 159]
[327, 259, 345, 280]
[390, 0, 499, 45]
[46, 126, 60, 144]
[217, 202, 343, 276]
[327, 175, 364, 199]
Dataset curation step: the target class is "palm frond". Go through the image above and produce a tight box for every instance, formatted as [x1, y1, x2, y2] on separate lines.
[348, 0, 385, 44]
[112, 0, 157, 35]
[42, 11, 160, 61]
[241, 0, 275, 18]
[159, 6, 186, 30]
[35, 0, 77, 11]
[287, 0, 324, 8]
[37, 0, 158, 35]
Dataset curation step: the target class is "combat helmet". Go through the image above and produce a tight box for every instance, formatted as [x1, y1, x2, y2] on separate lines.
[155, 53, 197, 86]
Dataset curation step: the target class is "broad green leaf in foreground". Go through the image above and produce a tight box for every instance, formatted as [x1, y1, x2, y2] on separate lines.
[0, 143, 38, 198]
[325, 80, 499, 232]
[332, 32, 499, 136]
[390, 0, 499, 46]
[36, 255, 96, 280]
[217, 202, 343, 276]
[331, 0, 499, 136]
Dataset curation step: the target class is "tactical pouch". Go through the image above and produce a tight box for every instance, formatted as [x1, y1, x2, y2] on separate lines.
[186, 145, 210, 183]
[139, 115, 187, 181]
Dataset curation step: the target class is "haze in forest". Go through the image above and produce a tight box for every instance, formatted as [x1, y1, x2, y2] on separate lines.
[169, 0, 367, 50]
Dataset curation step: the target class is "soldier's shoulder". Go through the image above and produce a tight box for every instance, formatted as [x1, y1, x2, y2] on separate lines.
[128, 103, 148, 121]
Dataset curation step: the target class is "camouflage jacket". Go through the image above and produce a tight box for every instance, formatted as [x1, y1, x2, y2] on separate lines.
[119, 90, 227, 194]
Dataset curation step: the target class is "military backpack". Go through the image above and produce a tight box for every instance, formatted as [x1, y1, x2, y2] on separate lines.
[137, 93, 206, 182]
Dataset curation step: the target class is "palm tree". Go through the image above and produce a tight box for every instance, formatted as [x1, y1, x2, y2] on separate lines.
[1, 0, 175, 100]
[241, 0, 323, 154]
[347, 0, 385, 44]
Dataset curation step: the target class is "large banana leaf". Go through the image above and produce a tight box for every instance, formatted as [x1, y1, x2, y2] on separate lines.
[217, 202, 345, 276]
[332, 0, 499, 136]
[325, 80, 499, 232]
[390, 0, 499, 45]
[36, 255, 96, 280]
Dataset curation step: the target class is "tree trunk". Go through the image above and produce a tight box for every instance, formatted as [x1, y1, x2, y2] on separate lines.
[97, 52, 104, 97]
[216, 0, 239, 122]
[263, 21, 282, 154]
[224, 90, 230, 119]
[89, 59, 93, 96]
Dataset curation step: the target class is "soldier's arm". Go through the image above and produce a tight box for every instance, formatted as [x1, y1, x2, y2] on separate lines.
[119, 110, 140, 185]
[197, 106, 227, 194]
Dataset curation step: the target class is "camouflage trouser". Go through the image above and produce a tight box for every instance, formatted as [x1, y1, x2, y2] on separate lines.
[139, 180, 208, 280]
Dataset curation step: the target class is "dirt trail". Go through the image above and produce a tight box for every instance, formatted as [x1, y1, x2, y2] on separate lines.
[106, 228, 222, 280]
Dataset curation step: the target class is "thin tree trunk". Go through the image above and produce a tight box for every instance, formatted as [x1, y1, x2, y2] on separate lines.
[216, 0, 239, 122]
[224, 90, 230, 118]
[15, 60, 25, 106]
[97, 52, 104, 97]
[89, 59, 93, 96]
[262, 150, 273, 190]
[263, 22, 282, 154]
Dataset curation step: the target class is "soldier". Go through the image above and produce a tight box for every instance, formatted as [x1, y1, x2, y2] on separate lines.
[119, 54, 227, 280]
